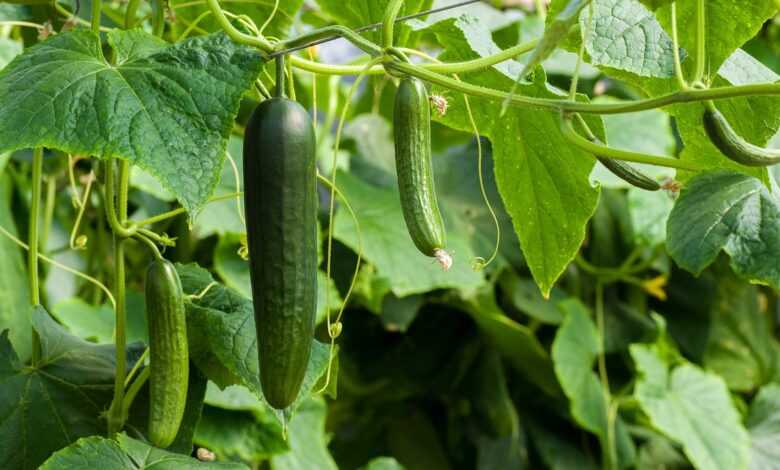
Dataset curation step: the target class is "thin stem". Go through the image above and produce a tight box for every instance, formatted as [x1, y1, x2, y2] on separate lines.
[534, 0, 547, 20]
[225, 152, 246, 228]
[0, 21, 45, 30]
[134, 192, 243, 227]
[595, 282, 616, 470]
[107, 158, 132, 436]
[176, 10, 212, 41]
[153, 0, 165, 37]
[125, 0, 141, 28]
[389, 60, 780, 114]
[121, 366, 150, 421]
[694, 0, 706, 84]
[569, 3, 592, 101]
[103, 161, 137, 238]
[275, 54, 286, 98]
[133, 232, 163, 260]
[29, 148, 43, 365]
[124, 347, 149, 388]
[257, 0, 278, 35]
[70, 174, 94, 250]
[561, 115, 703, 170]
[382, 0, 404, 49]
[0, 223, 116, 308]
[40, 176, 57, 254]
[91, 0, 101, 32]
[670, 2, 688, 90]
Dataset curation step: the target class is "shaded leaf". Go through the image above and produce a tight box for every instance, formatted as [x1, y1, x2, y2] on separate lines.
[667, 171, 780, 290]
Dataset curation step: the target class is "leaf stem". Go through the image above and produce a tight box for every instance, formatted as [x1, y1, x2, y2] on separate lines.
[382, 0, 404, 49]
[121, 366, 150, 421]
[670, 2, 688, 90]
[560, 115, 702, 170]
[91, 0, 102, 32]
[103, 161, 137, 238]
[28, 148, 43, 365]
[107, 159, 132, 436]
[694, 0, 706, 85]
[125, 0, 141, 28]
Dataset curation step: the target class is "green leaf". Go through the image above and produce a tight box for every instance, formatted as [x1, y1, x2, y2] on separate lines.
[667, 171, 780, 290]
[0, 30, 263, 215]
[50, 292, 148, 344]
[527, 418, 599, 470]
[703, 264, 779, 392]
[499, 272, 567, 325]
[40, 433, 248, 469]
[454, 286, 560, 397]
[195, 405, 288, 463]
[551, 300, 635, 468]
[631, 337, 750, 470]
[425, 15, 603, 296]
[747, 383, 780, 469]
[0, 307, 143, 470]
[0, 172, 30, 361]
[635, 436, 689, 470]
[270, 398, 338, 470]
[522, 0, 592, 77]
[332, 170, 484, 296]
[192, 135, 246, 237]
[361, 457, 406, 470]
[627, 188, 673, 246]
[176, 263, 331, 415]
[583, 0, 681, 78]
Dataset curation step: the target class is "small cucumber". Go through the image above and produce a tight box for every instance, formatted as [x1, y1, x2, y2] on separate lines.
[393, 77, 451, 270]
[703, 101, 780, 167]
[596, 155, 660, 191]
[145, 259, 188, 448]
[243, 96, 317, 410]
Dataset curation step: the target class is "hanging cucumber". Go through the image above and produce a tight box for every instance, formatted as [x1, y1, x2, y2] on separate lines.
[145, 258, 188, 448]
[560, 114, 660, 191]
[393, 76, 451, 270]
[702, 101, 780, 167]
[243, 56, 317, 410]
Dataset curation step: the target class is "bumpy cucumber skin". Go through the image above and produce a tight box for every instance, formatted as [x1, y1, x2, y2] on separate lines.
[243, 98, 317, 410]
[703, 107, 780, 167]
[596, 155, 660, 191]
[393, 77, 446, 257]
[145, 259, 189, 448]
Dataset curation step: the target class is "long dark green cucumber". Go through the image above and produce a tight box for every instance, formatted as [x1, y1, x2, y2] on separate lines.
[703, 101, 780, 167]
[243, 97, 317, 410]
[145, 258, 188, 448]
[393, 76, 450, 269]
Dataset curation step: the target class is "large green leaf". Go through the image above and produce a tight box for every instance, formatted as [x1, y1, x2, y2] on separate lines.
[667, 171, 780, 290]
[747, 384, 780, 470]
[0, 307, 143, 470]
[0, 30, 262, 215]
[195, 405, 288, 463]
[332, 170, 484, 296]
[176, 263, 330, 416]
[0, 172, 30, 361]
[425, 15, 603, 296]
[551, 300, 635, 468]
[631, 334, 750, 470]
[270, 398, 338, 470]
[40, 433, 247, 469]
[703, 264, 779, 392]
[583, 0, 680, 78]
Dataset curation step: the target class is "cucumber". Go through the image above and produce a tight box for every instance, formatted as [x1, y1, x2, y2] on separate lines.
[145, 258, 188, 448]
[243, 96, 317, 410]
[393, 77, 451, 269]
[703, 101, 780, 167]
[596, 155, 660, 191]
